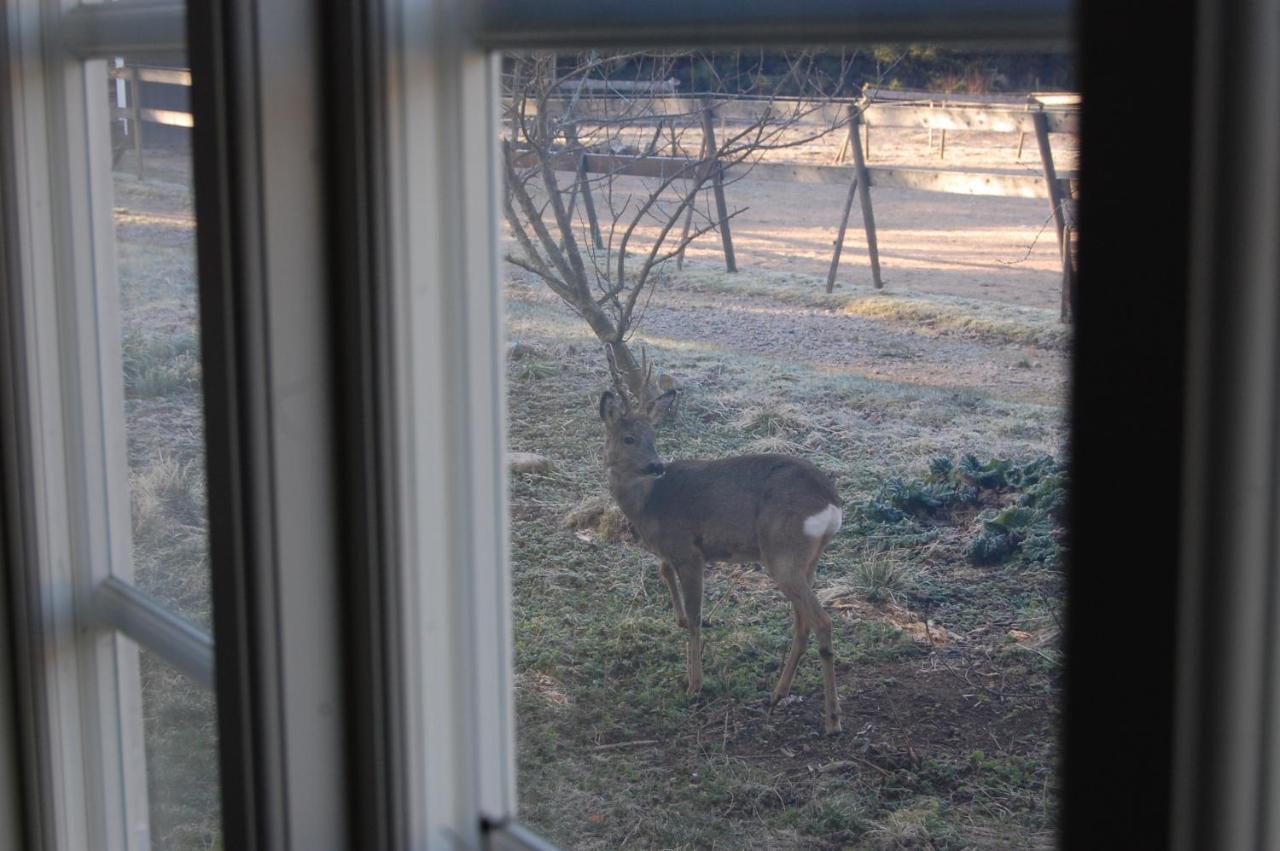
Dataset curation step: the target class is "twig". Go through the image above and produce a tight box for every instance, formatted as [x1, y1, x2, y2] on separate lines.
[590, 739, 660, 751]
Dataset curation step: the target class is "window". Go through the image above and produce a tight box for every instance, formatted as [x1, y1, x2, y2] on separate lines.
[3, 1, 1270, 849]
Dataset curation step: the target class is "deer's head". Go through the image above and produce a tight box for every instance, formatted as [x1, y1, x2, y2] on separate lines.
[599, 389, 677, 479]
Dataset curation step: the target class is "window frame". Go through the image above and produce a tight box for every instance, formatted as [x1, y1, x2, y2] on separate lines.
[12, 1, 1277, 850]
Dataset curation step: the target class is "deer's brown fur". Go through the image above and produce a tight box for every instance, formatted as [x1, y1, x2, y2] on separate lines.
[599, 386, 844, 734]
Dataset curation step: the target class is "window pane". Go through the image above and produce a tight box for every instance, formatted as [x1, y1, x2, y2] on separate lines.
[135, 644, 222, 851]
[110, 55, 208, 628]
[105, 53, 222, 849]
[504, 48, 1072, 848]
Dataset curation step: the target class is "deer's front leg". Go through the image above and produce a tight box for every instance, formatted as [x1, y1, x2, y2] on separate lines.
[675, 559, 704, 695]
[659, 562, 688, 627]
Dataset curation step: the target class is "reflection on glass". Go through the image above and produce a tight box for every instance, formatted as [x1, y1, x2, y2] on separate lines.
[138, 645, 221, 851]
[108, 53, 221, 850]
[505, 48, 1072, 849]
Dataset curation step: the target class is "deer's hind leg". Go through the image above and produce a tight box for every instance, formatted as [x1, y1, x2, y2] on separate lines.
[659, 562, 688, 628]
[770, 601, 810, 709]
[765, 544, 842, 735]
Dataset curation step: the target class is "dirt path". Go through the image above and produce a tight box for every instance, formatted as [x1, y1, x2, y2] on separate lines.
[508, 277, 1069, 409]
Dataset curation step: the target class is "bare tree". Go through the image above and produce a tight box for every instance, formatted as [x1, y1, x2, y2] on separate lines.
[502, 50, 856, 397]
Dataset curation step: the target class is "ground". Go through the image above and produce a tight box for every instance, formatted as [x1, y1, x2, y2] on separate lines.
[114, 117, 1069, 850]
[506, 264, 1066, 849]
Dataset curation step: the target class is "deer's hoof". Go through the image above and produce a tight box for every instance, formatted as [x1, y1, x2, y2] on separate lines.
[824, 717, 843, 736]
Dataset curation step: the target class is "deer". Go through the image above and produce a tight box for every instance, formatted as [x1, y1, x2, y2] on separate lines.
[598, 352, 844, 734]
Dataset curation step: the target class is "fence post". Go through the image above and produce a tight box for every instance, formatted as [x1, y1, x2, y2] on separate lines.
[848, 104, 883, 289]
[130, 65, 144, 180]
[1032, 110, 1066, 256]
[563, 124, 603, 249]
[825, 173, 860, 293]
[700, 100, 737, 273]
[677, 100, 736, 273]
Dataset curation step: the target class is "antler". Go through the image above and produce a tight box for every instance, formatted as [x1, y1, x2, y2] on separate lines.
[638, 346, 659, 409]
[604, 343, 632, 412]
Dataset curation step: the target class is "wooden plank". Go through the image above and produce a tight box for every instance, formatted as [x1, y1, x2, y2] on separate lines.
[861, 103, 1078, 134]
[109, 65, 192, 86]
[1031, 92, 1082, 107]
[848, 107, 882, 289]
[866, 166, 1051, 198]
[864, 86, 1035, 105]
[511, 149, 1079, 200]
[111, 105, 194, 129]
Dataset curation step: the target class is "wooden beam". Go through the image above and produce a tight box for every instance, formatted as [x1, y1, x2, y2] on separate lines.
[826, 173, 859, 293]
[866, 166, 1053, 198]
[848, 106, 882, 289]
[110, 105, 194, 129]
[861, 103, 1079, 134]
[1032, 110, 1067, 255]
[109, 65, 192, 86]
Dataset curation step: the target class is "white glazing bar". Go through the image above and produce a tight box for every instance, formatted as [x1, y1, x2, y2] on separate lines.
[90, 577, 215, 690]
[61, 2, 185, 57]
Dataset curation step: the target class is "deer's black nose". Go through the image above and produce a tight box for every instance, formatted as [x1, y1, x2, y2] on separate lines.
[645, 462, 665, 477]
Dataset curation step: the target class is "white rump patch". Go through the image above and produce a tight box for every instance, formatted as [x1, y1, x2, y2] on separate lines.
[802, 504, 843, 539]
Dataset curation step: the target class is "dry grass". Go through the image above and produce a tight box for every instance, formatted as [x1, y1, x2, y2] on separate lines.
[672, 265, 1071, 350]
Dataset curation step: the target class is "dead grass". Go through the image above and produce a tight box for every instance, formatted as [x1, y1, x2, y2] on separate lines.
[672, 265, 1071, 350]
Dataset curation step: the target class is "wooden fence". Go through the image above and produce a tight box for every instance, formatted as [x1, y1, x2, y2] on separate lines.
[109, 64, 193, 179]
[513, 91, 1079, 320]
[108, 67, 1080, 321]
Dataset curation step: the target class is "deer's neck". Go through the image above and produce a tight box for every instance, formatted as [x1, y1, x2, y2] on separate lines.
[607, 468, 657, 520]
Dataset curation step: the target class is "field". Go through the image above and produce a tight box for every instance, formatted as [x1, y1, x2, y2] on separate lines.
[505, 123, 1070, 849]
[113, 119, 1069, 849]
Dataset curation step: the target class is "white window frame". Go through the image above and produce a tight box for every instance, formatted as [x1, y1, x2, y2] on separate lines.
[1, 2, 208, 849]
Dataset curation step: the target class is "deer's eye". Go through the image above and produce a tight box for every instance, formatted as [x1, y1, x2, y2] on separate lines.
[623, 436, 636, 445]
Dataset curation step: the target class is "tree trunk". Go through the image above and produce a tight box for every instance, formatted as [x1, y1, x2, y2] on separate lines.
[575, 300, 648, 400]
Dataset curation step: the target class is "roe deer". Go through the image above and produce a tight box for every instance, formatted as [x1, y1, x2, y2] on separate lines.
[598, 377, 844, 735]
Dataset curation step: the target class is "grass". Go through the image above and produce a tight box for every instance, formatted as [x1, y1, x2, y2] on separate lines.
[115, 166, 222, 851]
[505, 285, 1065, 849]
[671, 265, 1071, 350]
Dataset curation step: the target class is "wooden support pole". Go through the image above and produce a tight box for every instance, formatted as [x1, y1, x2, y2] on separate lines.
[848, 105, 883, 289]
[130, 65, 144, 180]
[699, 102, 737, 273]
[675, 119, 710, 271]
[563, 124, 603, 249]
[1060, 223, 1074, 323]
[939, 128, 947, 159]
[1016, 131, 1026, 160]
[577, 155, 604, 250]
[834, 131, 850, 164]
[825, 172, 860, 293]
[1032, 110, 1066, 256]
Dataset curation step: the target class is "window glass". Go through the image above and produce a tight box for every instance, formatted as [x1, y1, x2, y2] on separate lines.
[106, 53, 221, 850]
[503, 47, 1073, 848]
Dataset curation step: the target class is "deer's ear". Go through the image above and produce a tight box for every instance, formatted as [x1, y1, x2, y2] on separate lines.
[645, 389, 678, 424]
[599, 391, 624, 425]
